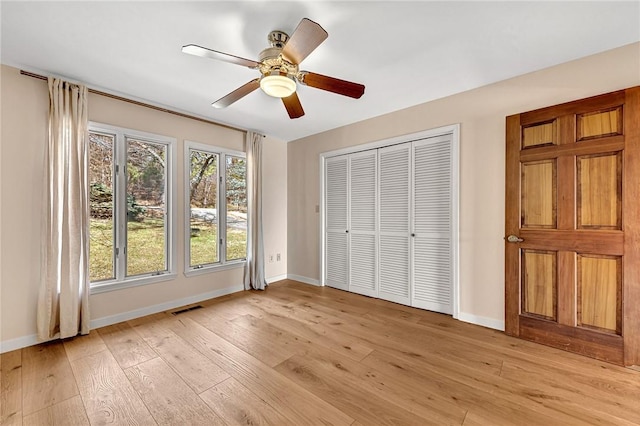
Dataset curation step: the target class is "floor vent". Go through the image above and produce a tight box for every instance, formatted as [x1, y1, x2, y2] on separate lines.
[170, 305, 204, 315]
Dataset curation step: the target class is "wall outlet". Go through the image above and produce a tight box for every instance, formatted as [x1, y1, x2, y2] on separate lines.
[277, 253, 281, 262]
[269, 254, 274, 263]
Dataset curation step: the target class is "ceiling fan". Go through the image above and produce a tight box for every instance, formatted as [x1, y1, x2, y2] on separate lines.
[182, 18, 365, 119]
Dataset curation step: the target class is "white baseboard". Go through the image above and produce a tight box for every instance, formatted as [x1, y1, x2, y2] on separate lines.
[266, 274, 287, 284]
[0, 334, 40, 354]
[457, 311, 505, 331]
[286, 274, 321, 286]
[90, 283, 244, 329]
[0, 283, 244, 354]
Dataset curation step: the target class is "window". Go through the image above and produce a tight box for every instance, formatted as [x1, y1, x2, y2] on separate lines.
[88, 123, 176, 292]
[186, 141, 247, 274]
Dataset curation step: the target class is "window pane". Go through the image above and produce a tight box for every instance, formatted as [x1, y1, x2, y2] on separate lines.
[89, 132, 116, 282]
[226, 155, 247, 261]
[126, 138, 167, 276]
[189, 150, 219, 266]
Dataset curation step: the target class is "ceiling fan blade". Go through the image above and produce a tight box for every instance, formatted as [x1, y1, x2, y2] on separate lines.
[212, 79, 260, 108]
[299, 71, 365, 99]
[282, 92, 305, 119]
[182, 44, 260, 68]
[281, 18, 328, 65]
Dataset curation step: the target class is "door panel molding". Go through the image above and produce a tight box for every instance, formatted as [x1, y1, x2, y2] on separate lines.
[519, 135, 624, 162]
[519, 316, 624, 365]
[519, 90, 625, 126]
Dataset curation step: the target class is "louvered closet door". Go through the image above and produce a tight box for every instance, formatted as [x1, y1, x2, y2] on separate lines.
[325, 155, 349, 290]
[348, 151, 378, 297]
[412, 135, 453, 314]
[378, 143, 412, 305]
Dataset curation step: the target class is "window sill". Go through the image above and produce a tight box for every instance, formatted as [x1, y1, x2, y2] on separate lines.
[184, 260, 245, 278]
[90, 272, 177, 295]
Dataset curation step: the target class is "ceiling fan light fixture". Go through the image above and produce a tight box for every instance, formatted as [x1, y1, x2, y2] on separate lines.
[260, 74, 296, 98]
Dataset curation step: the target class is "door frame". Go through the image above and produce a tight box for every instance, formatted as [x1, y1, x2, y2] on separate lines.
[319, 124, 460, 319]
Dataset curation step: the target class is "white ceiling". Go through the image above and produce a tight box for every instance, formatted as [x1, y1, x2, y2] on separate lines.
[2, 1, 639, 141]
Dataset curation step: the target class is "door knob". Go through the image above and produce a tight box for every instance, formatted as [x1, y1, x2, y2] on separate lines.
[506, 235, 524, 243]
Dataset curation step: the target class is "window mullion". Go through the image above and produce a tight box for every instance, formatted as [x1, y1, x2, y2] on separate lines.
[163, 140, 171, 274]
[115, 133, 127, 282]
[185, 148, 193, 269]
[219, 154, 226, 264]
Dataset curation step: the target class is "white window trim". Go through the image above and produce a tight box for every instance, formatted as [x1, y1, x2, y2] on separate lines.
[89, 122, 177, 294]
[184, 140, 246, 277]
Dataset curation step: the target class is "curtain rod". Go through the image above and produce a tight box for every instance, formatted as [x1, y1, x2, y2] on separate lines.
[20, 69, 254, 135]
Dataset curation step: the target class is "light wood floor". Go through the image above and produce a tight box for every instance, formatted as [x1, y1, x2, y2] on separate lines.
[2, 280, 640, 425]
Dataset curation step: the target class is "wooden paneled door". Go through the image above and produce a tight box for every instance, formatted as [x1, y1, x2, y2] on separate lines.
[505, 87, 640, 366]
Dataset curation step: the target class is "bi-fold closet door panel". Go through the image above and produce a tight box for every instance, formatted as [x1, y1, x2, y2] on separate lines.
[378, 143, 412, 305]
[325, 155, 349, 291]
[348, 150, 378, 297]
[324, 152, 378, 295]
[412, 135, 453, 314]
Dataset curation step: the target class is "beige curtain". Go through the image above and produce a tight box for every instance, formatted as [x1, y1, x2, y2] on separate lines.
[37, 78, 90, 340]
[243, 131, 267, 290]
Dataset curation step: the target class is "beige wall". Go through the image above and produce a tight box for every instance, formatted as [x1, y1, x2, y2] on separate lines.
[263, 136, 288, 280]
[0, 65, 287, 348]
[287, 42, 640, 328]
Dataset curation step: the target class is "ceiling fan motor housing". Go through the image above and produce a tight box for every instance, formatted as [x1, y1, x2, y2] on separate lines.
[268, 30, 289, 48]
[258, 39, 298, 80]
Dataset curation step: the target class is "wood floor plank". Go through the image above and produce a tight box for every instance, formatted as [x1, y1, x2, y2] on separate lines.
[63, 332, 107, 362]
[363, 344, 620, 425]
[21, 342, 78, 416]
[191, 310, 303, 368]
[166, 316, 354, 426]
[129, 315, 230, 393]
[499, 360, 640, 424]
[1, 350, 22, 425]
[278, 346, 468, 425]
[199, 377, 293, 426]
[362, 348, 587, 426]
[278, 281, 425, 323]
[247, 291, 332, 325]
[312, 304, 504, 375]
[275, 352, 449, 425]
[70, 349, 155, 426]
[124, 357, 225, 425]
[231, 313, 313, 353]
[245, 296, 374, 362]
[22, 395, 89, 426]
[96, 322, 157, 369]
[195, 294, 260, 321]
